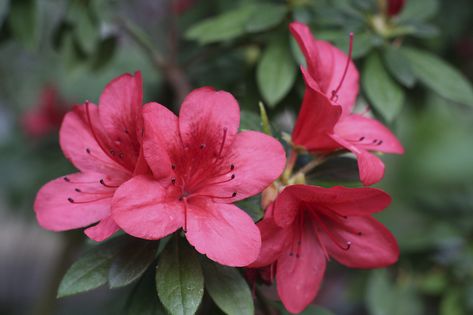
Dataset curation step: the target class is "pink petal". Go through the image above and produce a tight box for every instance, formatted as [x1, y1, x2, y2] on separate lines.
[84, 216, 119, 242]
[112, 175, 184, 240]
[275, 185, 391, 218]
[248, 215, 290, 268]
[185, 200, 261, 267]
[276, 222, 326, 313]
[142, 102, 180, 179]
[290, 22, 359, 115]
[335, 114, 404, 154]
[99, 72, 143, 140]
[330, 133, 385, 186]
[179, 87, 240, 157]
[60, 105, 130, 176]
[322, 216, 399, 268]
[292, 77, 341, 151]
[197, 130, 286, 202]
[34, 172, 115, 231]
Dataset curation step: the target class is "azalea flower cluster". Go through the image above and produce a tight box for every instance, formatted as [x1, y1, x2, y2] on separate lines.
[34, 22, 403, 314]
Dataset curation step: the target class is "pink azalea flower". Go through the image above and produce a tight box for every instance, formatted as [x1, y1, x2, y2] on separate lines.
[112, 87, 286, 267]
[34, 72, 148, 241]
[21, 86, 67, 138]
[250, 185, 399, 313]
[289, 22, 404, 185]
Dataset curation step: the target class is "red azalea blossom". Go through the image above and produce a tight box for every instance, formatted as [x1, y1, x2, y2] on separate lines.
[387, 0, 405, 17]
[111, 87, 286, 267]
[34, 72, 148, 241]
[21, 86, 67, 138]
[250, 185, 399, 313]
[289, 22, 404, 185]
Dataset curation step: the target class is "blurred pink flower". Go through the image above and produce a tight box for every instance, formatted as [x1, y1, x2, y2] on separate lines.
[250, 185, 399, 313]
[112, 87, 286, 267]
[290, 22, 404, 185]
[387, 0, 405, 17]
[21, 87, 66, 138]
[34, 72, 148, 241]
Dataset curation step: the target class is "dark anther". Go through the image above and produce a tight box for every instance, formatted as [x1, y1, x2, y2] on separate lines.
[75, 188, 81, 192]
[357, 232, 363, 236]
[67, 198, 74, 203]
[179, 196, 184, 201]
[345, 241, 352, 250]
[64, 177, 70, 182]
[377, 140, 383, 146]
[230, 174, 235, 179]
[110, 149, 116, 156]
[171, 164, 176, 170]
[119, 152, 124, 159]
[200, 144, 206, 149]
[124, 128, 129, 134]
[230, 164, 235, 170]
[232, 192, 237, 197]
[100, 179, 105, 185]
[171, 178, 176, 184]
[372, 139, 378, 144]
[86, 148, 91, 154]
[359, 136, 365, 141]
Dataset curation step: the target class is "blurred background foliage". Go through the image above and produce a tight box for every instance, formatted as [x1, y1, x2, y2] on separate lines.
[0, 0, 472, 314]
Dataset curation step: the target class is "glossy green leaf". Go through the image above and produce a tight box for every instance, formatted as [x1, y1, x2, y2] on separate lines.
[57, 237, 123, 297]
[108, 239, 158, 289]
[440, 289, 464, 315]
[245, 4, 287, 33]
[0, 0, 9, 27]
[8, 0, 38, 49]
[156, 237, 204, 315]
[202, 259, 253, 315]
[185, 6, 254, 44]
[236, 195, 263, 222]
[279, 304, 335, 315]
[383, 45, 416, 88]
[402, 47, 473, 106]
[240, 110, 261, 131]
[397, 0, 439, 22]
[90, 36, 117, 71]
[70, 1, 98, 53]
[363, 52, 405, 121]
[257, 37, 297, 107]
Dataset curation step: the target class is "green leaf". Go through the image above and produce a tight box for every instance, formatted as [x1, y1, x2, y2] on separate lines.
[258, 102, 272, 136]
[127, 271, 167, 315]
[90, 35, 117, 71]
[7, 0, 38, 49]
[202, 259, 253, 315]
[108, 239, 159, 289]
[57, 237, 124, 298]
[382, 45, 416, 88]
[440, 289, 464, 315]
[397, 0, 439, 22]
[363, 52, 405, 121]
[185, 6, 254, 44]
[279, 304, 335, 315]
[69, 0, 98, 53]
[240, 110, 261, 131]
[402, 47, 473, 106]
[0, 0, 9, 27]
[236, 195, 263, 222]
[245, 4, 287, 33]
[156, 236, 204, 315]
[257, 36, 297, 107]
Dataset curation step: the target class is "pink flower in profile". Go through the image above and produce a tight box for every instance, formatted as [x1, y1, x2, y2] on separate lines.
[21, 86, 67, 138]
[250, 185, 399, 313]
[290, 22, 404, 185]
[34, 72, 148, 241]
[112, 87, 286, 266]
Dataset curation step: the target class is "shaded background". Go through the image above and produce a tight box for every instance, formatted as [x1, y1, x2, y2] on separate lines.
[0, 0, 472, 314]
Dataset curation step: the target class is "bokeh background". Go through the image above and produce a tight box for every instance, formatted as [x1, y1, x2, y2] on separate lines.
[0, 0, 472, 314]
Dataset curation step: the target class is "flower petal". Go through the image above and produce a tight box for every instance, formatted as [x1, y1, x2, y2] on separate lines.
[335, 114, 404, 154]
[276, 222, 326, 314]
[34, 172, 114, 231]
[84, 216, 119, 242]
[112, 175, 184, 240]
[330, 133, 385, 186]
[185, 200, 261, 267]
[179, 87, 239, 156]
[323, 216, 399, 268]
[290, 22, 359, 115]
[198, 130, 286, 202]
[142, 102, 180, 179]
[60, 105, 130, 175]
[292, 77, 341, 151]
[275, 184, 391, 218]
[99, 72, 143, 139]
[249, 214, 290, 268]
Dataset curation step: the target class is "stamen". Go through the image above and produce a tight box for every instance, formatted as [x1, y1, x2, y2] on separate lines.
[217, 127, 228, 158]
[313, 212, 352, 251]
[359, 136, 365, 141]
[187, 192, 237, 200]
[64, 177, 70, 182]
[171, 164, 176, 170]
[206, 174, 235, 186]
[200, 143, 206, 149]
[67, 195, 111, 204]
[331, 32, 354, 102]
[171, 178, 176, 185]
[377, 140, 383, 146]
[99, 179, 119, 188]
[183, 198, 189, 233]
[86, 148, 91, 154]
[75, 188, 81, 192]
[230, 164, 235, 170]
